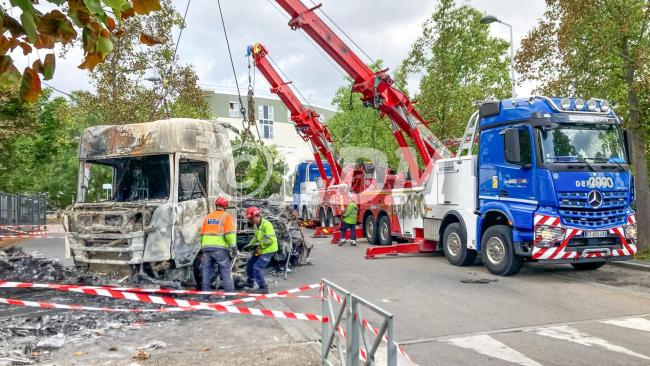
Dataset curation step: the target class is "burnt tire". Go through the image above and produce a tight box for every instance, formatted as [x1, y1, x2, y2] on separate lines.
[443, 223, 477, 266]
[571, 262, 606, 270]
[481, 225, 523, 276]
[377, 215, 392, 246]
[364, 215, 379, 245]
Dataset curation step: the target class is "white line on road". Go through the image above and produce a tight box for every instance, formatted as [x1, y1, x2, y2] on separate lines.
[443, 334, 543, 366]
[600, 317, 650, 332]
[530, 325, 650, 360]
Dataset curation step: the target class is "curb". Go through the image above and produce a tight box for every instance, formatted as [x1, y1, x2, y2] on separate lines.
[611, 260, 650, 272]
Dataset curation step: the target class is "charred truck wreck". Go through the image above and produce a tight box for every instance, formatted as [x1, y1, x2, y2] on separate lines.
[62, 118, 311, 287]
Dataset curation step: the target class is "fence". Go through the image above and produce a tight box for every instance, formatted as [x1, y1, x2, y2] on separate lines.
[0, 193, 47, 235]
[321, 278, 401, 366]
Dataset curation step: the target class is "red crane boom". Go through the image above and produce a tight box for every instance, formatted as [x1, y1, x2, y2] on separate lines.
[247, 42, 342, 187]
[274, 0, 450, 183]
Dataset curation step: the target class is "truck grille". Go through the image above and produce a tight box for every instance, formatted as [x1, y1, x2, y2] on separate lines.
[557, 191, 627, 229]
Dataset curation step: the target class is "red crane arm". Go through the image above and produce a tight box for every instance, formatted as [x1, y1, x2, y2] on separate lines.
[247, 43, 342, 187]
[274, 0, 450, 181]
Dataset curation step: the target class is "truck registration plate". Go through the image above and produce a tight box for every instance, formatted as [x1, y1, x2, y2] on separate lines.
[584, 231, 608, 238]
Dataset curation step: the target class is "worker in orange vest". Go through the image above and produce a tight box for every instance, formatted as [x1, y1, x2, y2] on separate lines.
[199, 197, 237, 296]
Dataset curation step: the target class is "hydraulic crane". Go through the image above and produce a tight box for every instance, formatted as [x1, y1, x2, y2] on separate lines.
[247, 43, 342, 188]
[273, 0, 451, 185]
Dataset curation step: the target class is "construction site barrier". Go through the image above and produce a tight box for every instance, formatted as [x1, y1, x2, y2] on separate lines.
[0, 193, 47, 235]
[321, 278, 415, 366]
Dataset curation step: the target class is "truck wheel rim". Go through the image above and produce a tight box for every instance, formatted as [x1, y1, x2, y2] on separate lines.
[380, 221, 389, 242]
[366, 220, 374, 239]
[447, 232, 461, 257]
[486, 237, 506, 265]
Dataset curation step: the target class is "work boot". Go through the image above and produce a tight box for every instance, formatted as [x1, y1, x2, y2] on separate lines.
[337, 240, 346, 246]
[252, 287, 269, 295]
[350, 240, 356, 246]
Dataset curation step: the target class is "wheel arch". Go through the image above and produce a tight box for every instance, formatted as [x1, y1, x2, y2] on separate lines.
[478, 207, 513, 251]
[439, 211, 467, 243]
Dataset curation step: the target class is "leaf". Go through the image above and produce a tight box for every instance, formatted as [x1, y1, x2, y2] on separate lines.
[96, 36, 112, 58]
[32, 59, 44, 75]
[34, 34, 56, 49]
[139, 32, 167, 46]
[37, 10, 78, 44]
[0, 55, 14, 75]
[68, 0, 92, 27]
[43, 54, 55, 80]
[120, 7, 135, 20]
[9, 0, 33, 12]
[101, 0, 127, 19]
[0, 36, 20, 55]
[106, 17, 116, 31]
[19, 67, 42, 103]
[17, 41, 32, 55]
[77, 52, 102, 70]
[132, 0, 161, 15]
[20, 11, 38, 42]
[0, 62, 20, 87]
[83, 0, 108, 23]
[2, 15, 26, 37]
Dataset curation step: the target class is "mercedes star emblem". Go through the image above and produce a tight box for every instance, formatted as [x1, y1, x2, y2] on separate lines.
[587, 190, 603, 208]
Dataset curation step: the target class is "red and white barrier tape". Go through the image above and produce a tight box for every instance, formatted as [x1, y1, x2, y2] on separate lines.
[0, 281, 327, 322]
[0, 297, 191, 312]
[0, 281, 320, 298]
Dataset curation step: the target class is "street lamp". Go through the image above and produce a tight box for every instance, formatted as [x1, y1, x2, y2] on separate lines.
[480, 15, 516, 99]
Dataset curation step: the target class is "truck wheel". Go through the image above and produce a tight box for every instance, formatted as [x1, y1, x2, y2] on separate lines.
[302, 206, 308, 221]
[364, 215, 378, 245]
[377, 215, 392, 246]
[443, 223, 476, 266]
[319, 208, 326, 226]
[326, 209, 335, 227]
[571, 262, 606, 270]
[481, 225, 523, 276]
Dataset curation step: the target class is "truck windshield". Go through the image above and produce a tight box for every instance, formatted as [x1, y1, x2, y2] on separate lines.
[537, 123, 626, 164]
[80, 155, 171, 203]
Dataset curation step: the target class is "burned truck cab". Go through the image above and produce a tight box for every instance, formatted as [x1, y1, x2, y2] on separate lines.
[63, 119, 235, 280]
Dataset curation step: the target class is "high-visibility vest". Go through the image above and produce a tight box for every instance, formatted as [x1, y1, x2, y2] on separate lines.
[252, 218, 278, 254]
[342, 202, 358, 225]
[200, 210, 236, 248]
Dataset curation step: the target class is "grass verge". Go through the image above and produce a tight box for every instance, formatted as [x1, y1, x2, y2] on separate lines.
[635, 247, 650, 262]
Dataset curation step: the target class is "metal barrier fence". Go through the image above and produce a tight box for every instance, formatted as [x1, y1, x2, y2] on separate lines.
[321, 278, 397, 366]
[0, 193, 47, 234]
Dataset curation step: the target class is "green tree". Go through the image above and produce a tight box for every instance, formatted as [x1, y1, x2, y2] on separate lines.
[233, 139, 288, 198]
[1, 0, 162, 101]
[81, 0, 209, 125]
[327, 74, 401, 168]
[516, 0, 650, 250]
[395, 0, 511, 140]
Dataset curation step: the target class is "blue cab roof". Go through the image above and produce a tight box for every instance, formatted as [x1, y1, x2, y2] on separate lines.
[479, 97, 619, 129]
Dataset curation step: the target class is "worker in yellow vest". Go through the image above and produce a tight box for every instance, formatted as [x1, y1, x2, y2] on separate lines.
[338, 196, 358, 246]
[244, 206, 278, 294]
[199, 197, 237, 295]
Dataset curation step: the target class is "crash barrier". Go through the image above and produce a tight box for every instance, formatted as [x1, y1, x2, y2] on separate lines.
[0, 193, 47, 236]
[321, 278, 416, 366]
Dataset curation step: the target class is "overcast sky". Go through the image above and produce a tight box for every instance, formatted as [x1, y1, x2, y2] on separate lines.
[44, 0, 547, 108]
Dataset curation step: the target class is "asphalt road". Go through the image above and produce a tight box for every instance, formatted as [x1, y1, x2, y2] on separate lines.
[6, 229, 650, 366]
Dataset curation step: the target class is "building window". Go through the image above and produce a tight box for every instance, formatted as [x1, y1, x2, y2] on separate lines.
[259, 105, 274, 140]
[229, 101, 240, 118]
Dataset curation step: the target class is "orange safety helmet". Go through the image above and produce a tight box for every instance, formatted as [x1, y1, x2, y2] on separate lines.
[215, 196, 229, 209]
[245, 206, 261, 219]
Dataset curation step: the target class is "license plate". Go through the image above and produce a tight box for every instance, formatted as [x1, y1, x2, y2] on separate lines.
[584, 231, 608, 238]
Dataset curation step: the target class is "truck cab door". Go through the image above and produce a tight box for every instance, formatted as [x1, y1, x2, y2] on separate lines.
[499, 126, 536, 204]
[171, 153, 210, 267]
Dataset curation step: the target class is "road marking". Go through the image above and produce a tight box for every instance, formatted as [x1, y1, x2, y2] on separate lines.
[443, 334, 543, 366]
[530, 325, 650, 360]
[600, 317, 650, 332]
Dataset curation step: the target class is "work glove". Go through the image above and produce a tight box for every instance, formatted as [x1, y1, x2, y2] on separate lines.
[228, 245, 238, 259]
[254, 248, 262, 257]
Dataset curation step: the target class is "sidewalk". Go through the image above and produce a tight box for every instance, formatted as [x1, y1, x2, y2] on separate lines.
[46, 312, 321, 365]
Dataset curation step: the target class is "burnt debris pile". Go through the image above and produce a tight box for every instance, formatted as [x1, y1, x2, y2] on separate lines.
[0, 247, 192, 365]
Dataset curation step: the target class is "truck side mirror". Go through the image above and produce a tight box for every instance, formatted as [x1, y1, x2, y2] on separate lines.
[503, 128, 521, 164]
[624, 130, 634, 164]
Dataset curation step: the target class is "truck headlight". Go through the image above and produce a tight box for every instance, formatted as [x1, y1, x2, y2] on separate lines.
[535, 225, 566, 247]
[625, 224, 637, 241]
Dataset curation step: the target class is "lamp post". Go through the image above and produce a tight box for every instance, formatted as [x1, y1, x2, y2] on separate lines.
[480, 15, 516, 99]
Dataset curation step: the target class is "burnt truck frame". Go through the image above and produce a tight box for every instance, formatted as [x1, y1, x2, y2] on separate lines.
[62, 118, 236, 283]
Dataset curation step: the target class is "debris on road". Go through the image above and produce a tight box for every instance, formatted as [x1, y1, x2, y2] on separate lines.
[460, 278, 498, 284]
